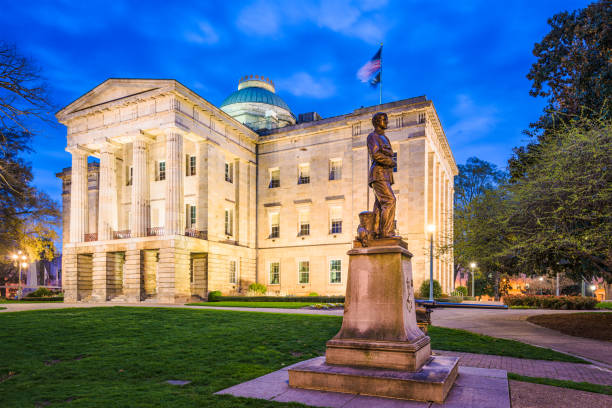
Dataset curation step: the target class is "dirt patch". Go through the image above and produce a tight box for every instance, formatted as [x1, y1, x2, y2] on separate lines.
[510, 380, 612, 408]
[527, 313, 612, 341]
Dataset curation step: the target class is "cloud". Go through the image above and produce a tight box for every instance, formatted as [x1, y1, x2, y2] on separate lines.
[276, 72, 336, 99]
[184, 21, 219, 45]
[446, 94, 499, 143]
[235, 0, 390, 44]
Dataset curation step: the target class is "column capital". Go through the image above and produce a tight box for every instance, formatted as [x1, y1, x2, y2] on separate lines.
[163, 127, 187, 137]
[66, 144, 94, 156]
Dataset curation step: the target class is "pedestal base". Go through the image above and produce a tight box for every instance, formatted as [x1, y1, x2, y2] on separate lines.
[326, 336, 431, 371]
[288, 355, 459, 403]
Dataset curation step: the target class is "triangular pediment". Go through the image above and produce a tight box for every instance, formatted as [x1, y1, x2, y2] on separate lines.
[57, 78, 176, 120]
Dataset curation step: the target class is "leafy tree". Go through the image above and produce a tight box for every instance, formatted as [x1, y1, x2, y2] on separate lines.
[510, 1, 611, 180]
[507, 116, 611, 284]
[418, 279, 442, 299]
[454, 157, 506, 210]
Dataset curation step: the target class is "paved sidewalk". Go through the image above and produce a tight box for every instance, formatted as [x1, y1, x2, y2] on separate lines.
[431, 308, 612, 368]
[434, 350, 612, 386]
[510, 380, 612, 408]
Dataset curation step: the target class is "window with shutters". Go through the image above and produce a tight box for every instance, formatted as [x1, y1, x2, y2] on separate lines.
[269, 262, 280, 285]
[225, 208, 234, 236]
[229, 260, 237, 283]
[298, 260, 309, 284]
[189, 156, 196, 176]
[330, 206, 342, 234]
[225, 162, 233, 183]
[298, 163, 310, 184]
[330, 259, 342, 283]
[269, 168, 280, 188]
[159, 161, 166, 181]
[329, 159, 342, 180]
[269, 212, 279, 238]
[298, 209, 310, 236]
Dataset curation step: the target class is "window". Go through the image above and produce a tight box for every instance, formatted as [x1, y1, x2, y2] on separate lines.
[158, 161, 166, 181]
[269, 168, 280, 188]
[330, 259, 341, 284]
[330, 206, 342, 234]
[126, 166, 133, 186]
[190, 258, 194, 283]
[225, 162, 233, 183]
[269, 212, 279, 238]
[229, 260, 237, 283]
[298, 210, 310, 236]
[188, 156, 196, 176]
[298, 164, 310, 184]
[224, 208, 234, 236]
[269, 262, 280, 285]
[298, 261, 309, 284]
[190, 205, 196, 226]
[392, 152, 398, 173]
[418, 112, 426, 124]
[329, 159, 342, 180]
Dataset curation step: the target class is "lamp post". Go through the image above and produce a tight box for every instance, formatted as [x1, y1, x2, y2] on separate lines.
[427, 224, 436, 302]
[469, 262, 476, 297]
[11, 251, 28, 299]
[590, 284, 597, 298]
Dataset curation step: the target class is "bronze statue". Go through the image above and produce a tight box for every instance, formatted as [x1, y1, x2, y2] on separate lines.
[367, 112, 397, 238]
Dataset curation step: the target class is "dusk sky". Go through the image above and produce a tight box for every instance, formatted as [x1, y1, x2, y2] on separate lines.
[1, 0, 591, 206]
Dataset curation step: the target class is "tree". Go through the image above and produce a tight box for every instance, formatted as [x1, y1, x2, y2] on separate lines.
[507, 116, 612, 284]
[0, 43, 59, 268]
[454, 157, 506, 211]
[418, 279, 442, 299]
[453, 158, 511, 287]
[510, 1, 611, 180]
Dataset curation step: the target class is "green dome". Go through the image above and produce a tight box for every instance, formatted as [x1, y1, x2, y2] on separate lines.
[220, 86, 292, 112]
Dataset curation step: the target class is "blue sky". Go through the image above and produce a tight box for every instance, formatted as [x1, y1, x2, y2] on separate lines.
[1, 0, 590, 205]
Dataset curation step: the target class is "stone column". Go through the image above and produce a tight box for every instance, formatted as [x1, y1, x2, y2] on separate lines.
[67, 147, 89, 242]
[98, 142, 119, 240]
[124, 249, 143, 302]
[165, 129, 184, 235]
[130, 135, 151, 237]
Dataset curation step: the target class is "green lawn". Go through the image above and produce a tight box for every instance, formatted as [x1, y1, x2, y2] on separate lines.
[187, 301, 317, 309]
[508, 373, 612, 395]
[0, 307, 587, 407]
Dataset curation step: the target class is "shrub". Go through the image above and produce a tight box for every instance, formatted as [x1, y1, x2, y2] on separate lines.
[26, 287, 54, 298]
[596, 301, 612, 310]
[503, 295, 597, 310]
[455, 286, 468, 296]
[208, 291, 222, 301]
[418, 280, 442, 299]
[204, 295, 345, 303]
[248, 283, 267, 295]
[308, 292, 319, 296]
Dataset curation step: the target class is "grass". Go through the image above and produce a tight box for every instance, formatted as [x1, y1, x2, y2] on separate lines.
[508, 373, 612, 395]
[0, 307, 588, 407]
[0, 307, 5, 310]
[186, 301, 316, 309]
[527, 312, 612, 341]
[509, 305, 537, 309]
[428, 326, 586, 363]
[596, 302, 612, 310]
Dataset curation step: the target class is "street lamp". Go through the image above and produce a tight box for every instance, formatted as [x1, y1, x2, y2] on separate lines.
[10, 251, 28, 299]
[427, 224, 436, 301]
[469, 262, 476, 297]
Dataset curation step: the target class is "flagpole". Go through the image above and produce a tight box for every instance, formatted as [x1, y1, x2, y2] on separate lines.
[379, 42, 383, 105]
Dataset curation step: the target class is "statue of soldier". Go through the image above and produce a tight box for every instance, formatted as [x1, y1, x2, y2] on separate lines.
[367, 112, 397, 238]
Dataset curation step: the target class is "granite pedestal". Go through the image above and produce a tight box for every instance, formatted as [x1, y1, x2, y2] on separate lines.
[289, 238, 458, 403]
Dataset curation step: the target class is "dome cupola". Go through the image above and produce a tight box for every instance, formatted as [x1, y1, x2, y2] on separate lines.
[220, 75, 295, 131]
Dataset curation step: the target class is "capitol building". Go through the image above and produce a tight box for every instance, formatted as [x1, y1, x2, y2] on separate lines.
[56, 76, 457, 303]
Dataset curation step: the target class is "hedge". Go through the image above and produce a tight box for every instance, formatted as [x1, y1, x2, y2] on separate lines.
[503, 295, 597, 310]
[21, 297, 64, 302]
[207, 293, 345, 303]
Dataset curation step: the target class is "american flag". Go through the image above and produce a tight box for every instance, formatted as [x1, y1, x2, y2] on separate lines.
[357, 46, 382, 87]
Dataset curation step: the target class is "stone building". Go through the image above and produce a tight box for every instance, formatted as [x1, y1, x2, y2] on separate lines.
[56, 77, 456, 303]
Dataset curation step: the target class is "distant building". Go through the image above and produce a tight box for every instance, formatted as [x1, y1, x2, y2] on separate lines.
[56, 77, 456, 303]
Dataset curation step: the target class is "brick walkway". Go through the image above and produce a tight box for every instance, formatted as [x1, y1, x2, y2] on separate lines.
[434, 350, 612, 386]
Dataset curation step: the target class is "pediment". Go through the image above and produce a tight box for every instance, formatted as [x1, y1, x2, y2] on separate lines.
[57, 78, 176, 120]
